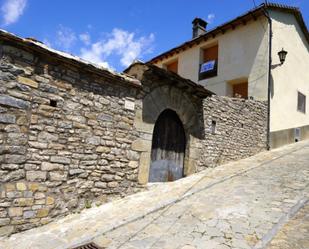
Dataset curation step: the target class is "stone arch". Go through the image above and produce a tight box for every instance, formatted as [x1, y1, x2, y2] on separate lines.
[142, 85, 201, 135]
[134, 85, 203, 184]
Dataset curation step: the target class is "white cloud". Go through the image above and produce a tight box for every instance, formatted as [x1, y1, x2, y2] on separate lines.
[55, 25, 77, 51]
[80, 43, 114, 70]
[79, 32, 91, 45]
[1, 0, 27, 26]
[207, 13, 215, 24]
[98, 61, 113, 70]
[80, 28, 155, 69]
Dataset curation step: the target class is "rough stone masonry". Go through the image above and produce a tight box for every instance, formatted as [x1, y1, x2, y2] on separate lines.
[0, 30, 267, 236]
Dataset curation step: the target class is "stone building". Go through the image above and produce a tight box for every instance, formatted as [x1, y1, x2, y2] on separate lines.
[0, 29, 267, 236]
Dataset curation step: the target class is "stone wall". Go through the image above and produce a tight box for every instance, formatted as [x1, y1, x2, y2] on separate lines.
[0, 36, 267, 236]
[125, 63, 209, 183]
[0, 41, 143, 236]
[125, 63, 267, 183]
[197, 96, 267, 171]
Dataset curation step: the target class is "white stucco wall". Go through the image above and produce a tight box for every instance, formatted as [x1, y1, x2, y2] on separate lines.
[269, 10, 309, 132]
[155, 18, 269, 100]
[154, 11, 309, 133]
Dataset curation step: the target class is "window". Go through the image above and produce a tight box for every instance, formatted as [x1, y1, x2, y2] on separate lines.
[297, 91, 306, 113]
[199, 44, 218, 80]
[211, 120, 216, 134]
[233, 82, 248, 99]
[50, 99, 57, 107]
[165, 60, 178, 74]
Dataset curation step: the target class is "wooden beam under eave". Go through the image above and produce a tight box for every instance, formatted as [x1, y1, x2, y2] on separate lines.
[250, 12, 258, 20]
[219, 28, 225, 34]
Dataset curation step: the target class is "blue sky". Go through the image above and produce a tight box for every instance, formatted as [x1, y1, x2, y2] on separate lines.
[0, 0, 308, 72]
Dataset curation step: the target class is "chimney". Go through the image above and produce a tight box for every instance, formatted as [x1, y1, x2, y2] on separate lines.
[192, 17, 207, 38]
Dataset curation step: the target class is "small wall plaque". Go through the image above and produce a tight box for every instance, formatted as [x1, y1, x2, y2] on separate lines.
[124, 100, 135, 110]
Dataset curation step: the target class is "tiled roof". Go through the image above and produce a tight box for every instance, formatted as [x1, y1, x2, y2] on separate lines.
[149, 2, 308, 63]
[125, 62, 214, 98]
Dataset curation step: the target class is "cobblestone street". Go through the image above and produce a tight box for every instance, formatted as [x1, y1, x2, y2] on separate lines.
[1, 140, 308, 249]
[266, 204, 309, 249]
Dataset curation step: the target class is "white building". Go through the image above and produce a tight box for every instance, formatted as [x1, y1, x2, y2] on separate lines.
[149, 3, 309, 148]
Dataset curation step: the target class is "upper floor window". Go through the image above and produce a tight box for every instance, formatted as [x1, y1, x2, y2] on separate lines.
[297, 91, 306, 113]
[165, 60, 178, 74]
[232, 82, 248, 99]
[199, 44, 218, 80]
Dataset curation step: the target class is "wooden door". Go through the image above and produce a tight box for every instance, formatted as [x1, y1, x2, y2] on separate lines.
[149, 109, 186, 182]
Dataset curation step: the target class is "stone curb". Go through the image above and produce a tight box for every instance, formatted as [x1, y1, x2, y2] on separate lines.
[254, 197, 309, 249]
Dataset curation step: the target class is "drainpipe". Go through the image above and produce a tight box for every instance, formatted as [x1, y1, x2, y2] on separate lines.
[263, 6, 272, 150]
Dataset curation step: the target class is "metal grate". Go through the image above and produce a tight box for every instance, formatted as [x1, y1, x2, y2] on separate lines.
[72, 242, 103, 249]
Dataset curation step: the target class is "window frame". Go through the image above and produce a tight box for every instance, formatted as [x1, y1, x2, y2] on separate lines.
[198, 44, 219, 80]
[232, 81, 248, 99]
[297, 91, 306, 114]
[164, 59, 179, 74]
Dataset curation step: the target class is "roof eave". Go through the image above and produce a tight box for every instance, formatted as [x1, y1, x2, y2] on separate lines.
[149, 3, 308, 64]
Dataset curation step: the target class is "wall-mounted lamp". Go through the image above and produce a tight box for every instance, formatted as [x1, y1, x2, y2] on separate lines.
[278, 48, 288, 64]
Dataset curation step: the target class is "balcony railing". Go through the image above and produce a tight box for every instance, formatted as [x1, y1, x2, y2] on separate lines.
[199, 60, 218, 80]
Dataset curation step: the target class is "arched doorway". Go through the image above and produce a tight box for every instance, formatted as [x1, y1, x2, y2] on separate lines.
[149, 109, 186, 182]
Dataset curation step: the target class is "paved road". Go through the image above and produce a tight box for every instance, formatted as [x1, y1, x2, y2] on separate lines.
[1, 141, 309, 249]
[267, 204, 309, 249]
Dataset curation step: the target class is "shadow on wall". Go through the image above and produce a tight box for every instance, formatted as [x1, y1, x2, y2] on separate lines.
[270, 10, 309, 54]
[270, 73, 274, 98]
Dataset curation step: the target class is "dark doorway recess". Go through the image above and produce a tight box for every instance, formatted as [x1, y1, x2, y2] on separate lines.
[149, 109, 186, 182]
